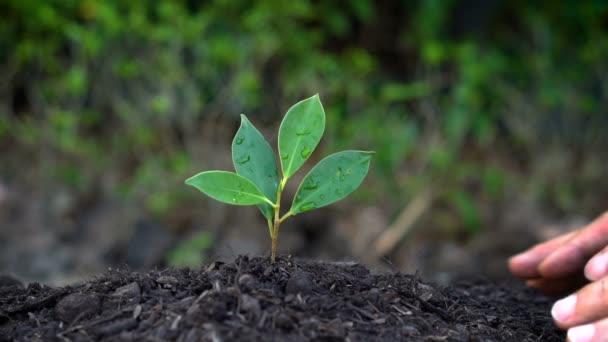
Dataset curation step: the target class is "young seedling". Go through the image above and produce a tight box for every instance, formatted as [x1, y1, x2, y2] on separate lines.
[185, 94, 373, 262]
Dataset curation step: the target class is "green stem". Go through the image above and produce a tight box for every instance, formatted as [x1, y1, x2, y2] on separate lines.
[270, 179, 287, 263]
[279, 212, 292, 223]
[267, 218, 274, 239]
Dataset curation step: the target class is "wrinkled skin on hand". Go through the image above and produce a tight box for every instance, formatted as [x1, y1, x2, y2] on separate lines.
[509, 212, 608, 342]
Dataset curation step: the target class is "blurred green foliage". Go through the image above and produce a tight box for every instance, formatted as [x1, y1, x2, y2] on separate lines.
[167, 231, 212, 268]
[2, 0, 608, 246]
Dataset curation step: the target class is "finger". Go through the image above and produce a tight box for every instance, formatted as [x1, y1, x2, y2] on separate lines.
[509, 230, 578, 279]
[585, 245, 608, 281]
[567, 323, 595, 342]
[552, 275, 608, 329]
[540, 213, 608, 279]
[566, 316, 608, 342]
[525, 274, 588, 296]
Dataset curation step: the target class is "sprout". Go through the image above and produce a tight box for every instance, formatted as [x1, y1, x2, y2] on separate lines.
[186, 95, 374, 262]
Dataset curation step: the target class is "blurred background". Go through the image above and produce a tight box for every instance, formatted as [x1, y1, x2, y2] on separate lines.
[1, 0, 608, 286]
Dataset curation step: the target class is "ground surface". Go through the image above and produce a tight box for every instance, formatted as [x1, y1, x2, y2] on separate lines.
[0, 256, 564, 342]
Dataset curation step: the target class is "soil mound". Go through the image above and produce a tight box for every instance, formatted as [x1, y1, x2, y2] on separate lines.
[0, 256, 563, 341]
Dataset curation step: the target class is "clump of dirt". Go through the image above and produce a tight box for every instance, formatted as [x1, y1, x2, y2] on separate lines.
[0, 256, 564, 341]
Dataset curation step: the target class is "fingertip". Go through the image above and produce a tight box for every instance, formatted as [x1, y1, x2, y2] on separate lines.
[551, 294, 577, 325]
[568, 324, 595, 342]
[584, 253, 608, 281]
[509, 253, 540, 278]
[584, 264, 600, 282]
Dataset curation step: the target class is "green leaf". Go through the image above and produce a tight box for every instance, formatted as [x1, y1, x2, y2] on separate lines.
[290, 151, 374, 214]
[185, 171, 273, 206]
[232, 114, 279, 219]
[278, 94, 325, 180]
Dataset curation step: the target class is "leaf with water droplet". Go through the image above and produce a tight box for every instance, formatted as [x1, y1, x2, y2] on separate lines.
[278, 94, 325, 179]
[336, 167, 346, 181]
[300, 146, 312, 159]
[299, 202, 317, 211]
[290, 151, 374, 214]
[232, 115, 279, 219]
[236, 154, 251, 164]
[303, 182, 319, 190]
[295, 129, 312, 136]
[186, 171, 272, 206]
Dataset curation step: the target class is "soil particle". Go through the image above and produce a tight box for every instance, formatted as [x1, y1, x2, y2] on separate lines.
[0, 256, 565, 341]
[110, 282, 141, 301]
[55, 293, 101, 323]
[240, 294, 261, 316]
[237, 273, 258, 291]
[156, 275, 179, 287]
[286, 270, 314, 295]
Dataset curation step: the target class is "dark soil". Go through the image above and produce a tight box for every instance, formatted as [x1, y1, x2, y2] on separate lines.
[0, 256, 564, 342]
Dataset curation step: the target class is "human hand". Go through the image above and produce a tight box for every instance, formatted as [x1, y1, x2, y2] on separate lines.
[509, 212, 608, 342]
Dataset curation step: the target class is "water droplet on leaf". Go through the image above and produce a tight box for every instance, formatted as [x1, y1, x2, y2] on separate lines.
[300, 146, 312, 158]
[319, 194, 325, 200]
[281, 153, 289, 160]
[235, 136, 245, 145]
[300, 202, 317, 211]
[346, 168, 352, 174]
[336, 167, 345, 181]
[303, 182, 319, 190]
[236, 155, 250, 164]
[295, 129, 312, 136]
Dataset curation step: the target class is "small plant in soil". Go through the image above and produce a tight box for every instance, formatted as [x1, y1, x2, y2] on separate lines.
[186, 94, 373, 262]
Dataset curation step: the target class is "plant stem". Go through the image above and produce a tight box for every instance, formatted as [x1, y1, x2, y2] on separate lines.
[279, 212, 292, 223]
[267, 219, 274, 239]
[271, 179, 286, 263]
